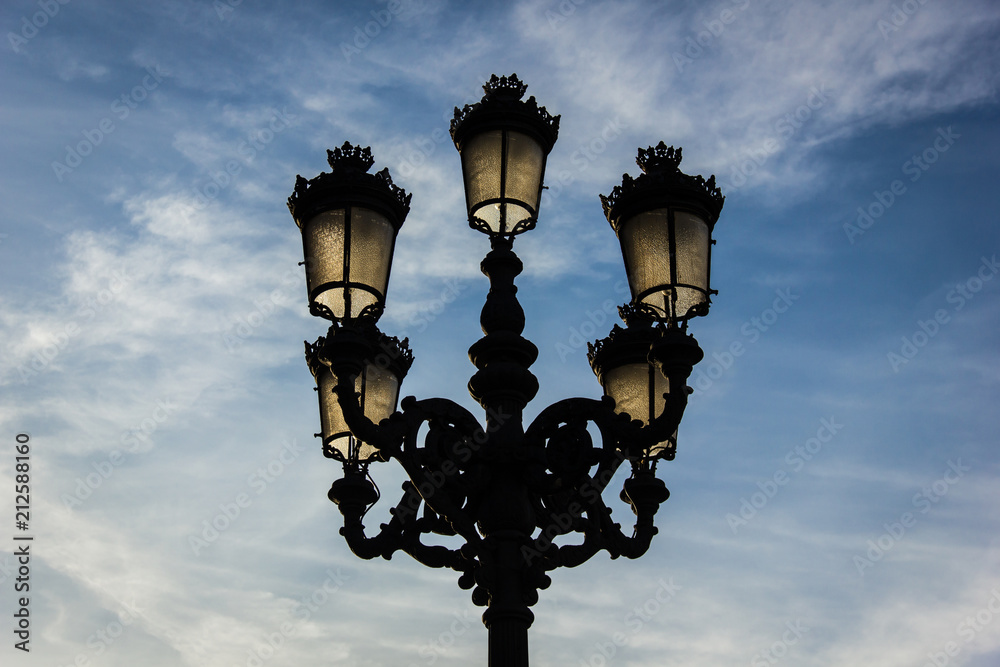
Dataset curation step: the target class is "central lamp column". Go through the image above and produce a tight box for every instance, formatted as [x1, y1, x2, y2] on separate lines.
[468, 237, 538, 667]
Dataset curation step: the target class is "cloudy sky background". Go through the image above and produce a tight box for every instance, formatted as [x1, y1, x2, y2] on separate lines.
[2, 0, 1000, 665]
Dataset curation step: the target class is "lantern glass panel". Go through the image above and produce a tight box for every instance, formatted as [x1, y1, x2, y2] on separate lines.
[462, 130, 503, 229]
[303, 208, 395, 320]
[462, 129, 545, 234]
[620, 209, 671, 317]
[316, 360, 399, 464]
[361, 361, 400, 428]
[604, 361, 675, 459]
[673, 211, 710, 318]
[317, 364, 351, 459]
[504, 130, 545, 220]
[604, 362, 668, 424]
[348, 208, 395, 316]
[620, 208, 711, 321]
[304, 209, 346, 306]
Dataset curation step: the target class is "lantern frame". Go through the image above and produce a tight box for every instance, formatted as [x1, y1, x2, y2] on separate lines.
[450, 74, 560, 238]
[588, 305, 688, 463]
[288, 142, 411, 322]
[305, 322, 413, 466]
[600, 143, 724, 324]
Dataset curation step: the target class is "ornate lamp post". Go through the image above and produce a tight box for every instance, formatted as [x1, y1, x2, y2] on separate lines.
[288, 74, 724, 667]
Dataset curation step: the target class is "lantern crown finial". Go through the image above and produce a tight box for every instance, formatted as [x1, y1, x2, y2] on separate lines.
[450, 74, 560, 149]
[636, 142, 683, 174]
[482, 73, 528, 101]
[288, 143, 411, 224]
[600, 144, 724, 228]
[327, 141, 375, 173]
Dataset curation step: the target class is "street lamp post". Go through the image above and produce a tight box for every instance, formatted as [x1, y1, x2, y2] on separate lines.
[288, 74, 724, 667]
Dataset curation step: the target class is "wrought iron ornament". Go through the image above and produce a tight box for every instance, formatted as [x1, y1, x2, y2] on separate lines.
[291, 76, 723, 667]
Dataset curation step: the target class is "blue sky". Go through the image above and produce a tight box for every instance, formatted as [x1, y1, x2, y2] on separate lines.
[2, 0, 1000, 665]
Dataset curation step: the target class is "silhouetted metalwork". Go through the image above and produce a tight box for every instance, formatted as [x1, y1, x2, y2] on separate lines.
[289, 74, 724, 667]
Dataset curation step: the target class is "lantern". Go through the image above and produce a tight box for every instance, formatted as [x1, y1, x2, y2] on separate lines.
[600, 143, 724, 324]
[289, 142, 411, 322]
[451, 74, 559, 237]
[305, 323, 412, 465]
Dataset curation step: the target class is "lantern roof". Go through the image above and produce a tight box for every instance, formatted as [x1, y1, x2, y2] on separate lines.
[450, 74, 560, 152]
[287, 141, 411, 229]
[305, 320, 414, 382]
[600, 142, 724, 233]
